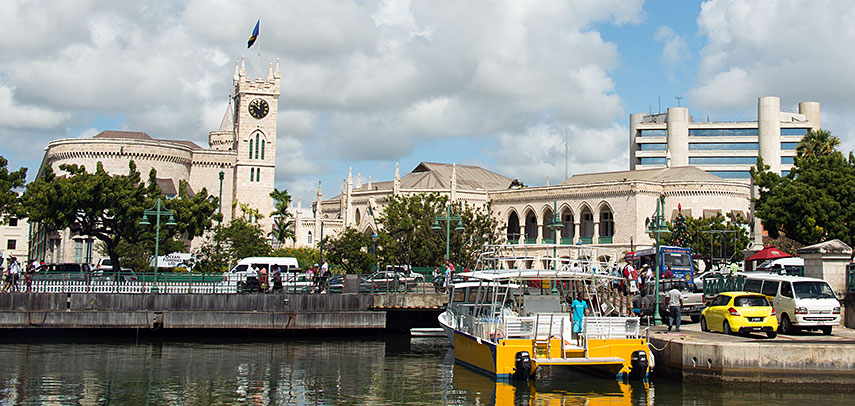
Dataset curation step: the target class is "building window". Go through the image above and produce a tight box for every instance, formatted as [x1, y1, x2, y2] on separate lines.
[261, 139, 265, 160]
[688, 128, 758, 137]
[689, 142, 758, 151]
[8, 217, 17, 227]
[249, 138, 253, 159]
[74, 240, 83, 263]
[599, 208, 614, 237]
[781, 128, 809, 136]
[6, 240, 15, 250]
[640, 157, 667, 165]
[688, 156, 758, 165]
[781, 142, 799, 150]
[639, 143, 667, 151]
[781, 156, 795, 164]
[255, 134, 260, 159]
[637, 129, 667, 137]
[250, 168, 255, 182]
[580, 208, 594, 238]
[782, 170, 791, 177]
[707, 171, 752, 179]
[307, 232, 313, 244]
[256, 168, 260, 182]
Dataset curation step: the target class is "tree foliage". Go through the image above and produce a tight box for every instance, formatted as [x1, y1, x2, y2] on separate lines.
[21, 162, 218, 271]
[321, 227, 375, 274]
[663, 213, 750, 270]
[195, 218, 272, 272]
[796, 129, 840, 159]
[0, 156, 27, 222]
[271, 246, 320, 270]
[268, 188, 295, 247]
[751, 139, 855, 248]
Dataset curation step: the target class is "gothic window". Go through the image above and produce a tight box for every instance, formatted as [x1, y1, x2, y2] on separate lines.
[308, 232, 313, 244]
[250, 168, 255, 182]
[249, 139, 253, 159]
[255, 134, 260, 159]
[599, 207, 615, 237]
[261, 139, 265, 160]
[506, 212, 520, 242]
[256, 168, 260, 182]
[580, 207, 594, 237]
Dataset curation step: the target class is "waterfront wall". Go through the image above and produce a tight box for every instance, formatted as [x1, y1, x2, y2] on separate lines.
[650, 335, 855, 387]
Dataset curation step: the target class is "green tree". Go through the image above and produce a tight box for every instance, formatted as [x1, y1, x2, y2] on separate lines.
[195, 218, 272, 272]
[751, 149, 855, 249]
[0, 156, 27, 222]
[796, 129, 840, 159]
[269, 188, 296, 247]
[21, 162, 217, 272]
[271, 246, 320, 270]
[664, 213, 750, 270]
[321, 227, 374, 274]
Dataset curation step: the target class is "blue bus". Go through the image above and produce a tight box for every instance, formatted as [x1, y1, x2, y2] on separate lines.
[630, 246, 695, 289]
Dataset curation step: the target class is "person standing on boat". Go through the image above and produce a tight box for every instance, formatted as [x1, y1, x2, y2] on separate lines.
[572, 294, 587, 346]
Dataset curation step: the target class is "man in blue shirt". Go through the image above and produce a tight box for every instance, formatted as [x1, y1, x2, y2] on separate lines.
[572, 294, 587, 346]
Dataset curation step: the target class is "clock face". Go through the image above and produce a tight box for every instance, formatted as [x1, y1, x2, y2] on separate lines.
[248, 98, 269, 119]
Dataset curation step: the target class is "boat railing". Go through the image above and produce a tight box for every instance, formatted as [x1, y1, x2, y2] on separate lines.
[583, 317, 642, 340]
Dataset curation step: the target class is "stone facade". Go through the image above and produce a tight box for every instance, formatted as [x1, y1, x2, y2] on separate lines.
[28, 57, 279, 263]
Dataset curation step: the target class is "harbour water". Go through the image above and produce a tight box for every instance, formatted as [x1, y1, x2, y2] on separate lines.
[0, 333, 851, 405]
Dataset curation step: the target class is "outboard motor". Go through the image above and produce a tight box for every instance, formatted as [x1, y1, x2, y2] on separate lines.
[513, 351, 532, 381]
[629, 350, 649, 380]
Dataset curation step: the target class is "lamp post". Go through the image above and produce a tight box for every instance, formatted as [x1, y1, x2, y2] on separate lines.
[546, 200, 564, 272]
[646, 195, 670, 325]
[217, 170, 224, 226]
[432, 204, 464, 262]
[371, 232, 378, 273]
[139, 198, 177, 291]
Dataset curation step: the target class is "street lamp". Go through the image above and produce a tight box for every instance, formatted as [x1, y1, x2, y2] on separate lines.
[432, 204, 464, 262]
[646, 195, 670, 325]
[217, 170, 224, 226]
[546, 200, 564, 271]
[371, 232, 378, 273]
[139, 198, 177, 291]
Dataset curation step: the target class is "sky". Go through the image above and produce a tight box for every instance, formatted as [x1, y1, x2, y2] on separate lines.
[1, 0, 854, 209]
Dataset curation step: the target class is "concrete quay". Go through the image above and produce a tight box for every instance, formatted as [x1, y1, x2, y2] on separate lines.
[0, 292, 444, 332]
[649, 322, 855, 388]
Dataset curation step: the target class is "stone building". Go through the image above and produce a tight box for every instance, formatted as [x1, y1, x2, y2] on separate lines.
[1, 216, 29, 262]
[28, 57, 279, 263]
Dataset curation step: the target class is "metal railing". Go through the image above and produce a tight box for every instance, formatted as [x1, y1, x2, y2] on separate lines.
[702, 275, 745, 298]
[847, 263, 855, 293]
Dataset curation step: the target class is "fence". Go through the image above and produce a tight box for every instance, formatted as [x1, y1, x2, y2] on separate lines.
[848, 263, 855, 293]
[702, 275, 745, 299]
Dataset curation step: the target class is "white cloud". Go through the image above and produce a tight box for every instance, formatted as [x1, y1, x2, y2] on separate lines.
[654, 26, 688, 81]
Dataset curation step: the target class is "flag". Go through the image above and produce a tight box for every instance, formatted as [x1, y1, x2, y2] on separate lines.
[247, 19, 259, 49]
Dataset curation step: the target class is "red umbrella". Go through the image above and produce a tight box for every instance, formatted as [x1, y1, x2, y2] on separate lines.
[745, 245, 793, 262]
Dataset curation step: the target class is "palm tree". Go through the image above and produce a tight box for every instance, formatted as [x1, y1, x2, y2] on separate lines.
[796, 129, 840, 158]
[269, 215, 295, 248]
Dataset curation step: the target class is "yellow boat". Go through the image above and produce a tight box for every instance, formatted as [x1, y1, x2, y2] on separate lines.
[439, 247, 652, 381]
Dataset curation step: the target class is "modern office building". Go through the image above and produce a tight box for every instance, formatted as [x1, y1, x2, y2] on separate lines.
[629, 97, 820, 178]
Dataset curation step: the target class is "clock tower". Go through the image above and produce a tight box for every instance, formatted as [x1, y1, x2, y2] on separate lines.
[232, 56, 279, 230]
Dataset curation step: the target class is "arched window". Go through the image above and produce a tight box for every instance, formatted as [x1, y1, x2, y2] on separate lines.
[599, 207, 614, 237]
[256, 168, 260, 182]
[307, 231, 313, 244]
[580, 206, 594, 241]
[355, 209, 361, 225]
[255, 134, 260, 159]
[541, 207, 555, 243]
[261, 139, 265, 160]
[561, 209, 575, 240]
[250, 167, 255, 182]
[248, 138, 253, 159]
[507, 212, 520, 243]
[525, 211, 537, 242]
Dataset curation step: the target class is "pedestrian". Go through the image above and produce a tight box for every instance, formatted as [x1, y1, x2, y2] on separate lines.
[258, 265, 268, 292]
[271, 265, 282, 292]
[666, 284, 683, 331]
[8, 257, 20, 292]
[24, 263, 34, 293]
[443, 261, 454, 292]
[572, 294, 587, 346]
[321, 261, 331, 293]
[0, 255, 10, 293]
[665, 265, 674, 279]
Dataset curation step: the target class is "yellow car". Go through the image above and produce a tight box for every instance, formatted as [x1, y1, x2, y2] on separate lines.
[700, 292, 778, 339]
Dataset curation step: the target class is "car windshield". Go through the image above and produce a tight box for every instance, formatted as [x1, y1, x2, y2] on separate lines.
[734, 296, 769, 307]
[663, 252, 691, 267]
[793, 282, 836, 299]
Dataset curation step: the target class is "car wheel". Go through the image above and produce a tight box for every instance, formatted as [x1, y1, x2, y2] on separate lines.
[723, 320, 732, 335]
[821, 326, 832, 335]
[700, 317, 708, 332]
[690, 315, 700, 323]
[780, 315, 794, 335]
[767, 331, 777, 339]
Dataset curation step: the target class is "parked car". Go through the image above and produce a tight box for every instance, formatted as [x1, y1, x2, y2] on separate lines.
[34, 263, 94, 281]
[362, 271, 417, 292]
[693, 267, 730, 292]
[700, 292, 778, 338]
[755, 258, 804, 276]
[93, 268, 138, 282]
[640, 278, 705, 322]
[384, 265, 425, 283]
[742, 274, 840, 335]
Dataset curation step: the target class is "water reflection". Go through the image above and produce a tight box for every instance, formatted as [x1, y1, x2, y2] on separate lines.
[0, 335, 849, 405]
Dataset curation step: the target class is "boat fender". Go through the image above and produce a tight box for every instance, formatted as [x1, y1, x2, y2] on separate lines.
[512, 351, 532, 381]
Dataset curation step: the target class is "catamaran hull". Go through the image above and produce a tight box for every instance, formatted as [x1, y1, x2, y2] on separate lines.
[438, 310, 456, 347]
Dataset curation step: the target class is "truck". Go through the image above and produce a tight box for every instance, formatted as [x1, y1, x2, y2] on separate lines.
[640, 278, 705, 323]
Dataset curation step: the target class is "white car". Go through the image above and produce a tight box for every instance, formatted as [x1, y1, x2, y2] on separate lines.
[743, 274, 840, 335]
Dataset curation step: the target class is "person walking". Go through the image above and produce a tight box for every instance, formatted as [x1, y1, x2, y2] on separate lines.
[8, 257, 20, 292]
[1, 255, 10, 293]
[666, 285, 683, 331]
[572, 294, 588, 347]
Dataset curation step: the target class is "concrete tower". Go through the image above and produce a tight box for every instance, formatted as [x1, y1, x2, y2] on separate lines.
[232, 57, 280, 230]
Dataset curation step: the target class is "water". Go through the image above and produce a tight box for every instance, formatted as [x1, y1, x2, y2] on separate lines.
[0, 333, 850, 405]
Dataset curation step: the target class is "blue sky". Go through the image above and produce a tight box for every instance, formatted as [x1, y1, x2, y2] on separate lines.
[1, 0, 853, 208]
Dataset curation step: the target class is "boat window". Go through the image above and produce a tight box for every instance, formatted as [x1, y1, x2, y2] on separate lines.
[452, 289, 466, 302]
[761, 281, 779, 297]
[793, 281, 836, 299]
[780, 282, 794, 298]
[734, 295, 769, 307]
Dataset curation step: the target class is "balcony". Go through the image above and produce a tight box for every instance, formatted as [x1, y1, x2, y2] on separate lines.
[598, 236, 613, 244]
[579, 237, 593, 244]
[560, 237, 574, 245]
[524, 238, 538, 245]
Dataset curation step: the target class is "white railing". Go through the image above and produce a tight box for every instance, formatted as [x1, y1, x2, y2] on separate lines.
[583, 316, 641, 339]
[18, 280, 235, 294]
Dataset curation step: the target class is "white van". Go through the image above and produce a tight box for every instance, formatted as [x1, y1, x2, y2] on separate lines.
[223, 257, 300, 287]
[755, 257, 804, 275]
[742, 274, 840, 334]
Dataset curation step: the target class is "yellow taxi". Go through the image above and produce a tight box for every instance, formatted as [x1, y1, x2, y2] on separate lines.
[700, 292, 778, 339]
